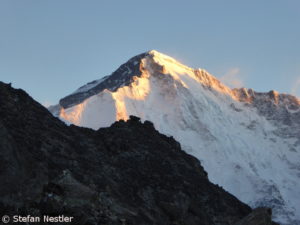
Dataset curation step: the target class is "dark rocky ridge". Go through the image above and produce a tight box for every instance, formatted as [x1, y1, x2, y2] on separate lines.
[0, 82, 277, 225]
[59, 52, 148, 108]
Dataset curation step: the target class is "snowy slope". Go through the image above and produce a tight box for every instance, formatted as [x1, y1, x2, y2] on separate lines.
[51, 50, 300, 225]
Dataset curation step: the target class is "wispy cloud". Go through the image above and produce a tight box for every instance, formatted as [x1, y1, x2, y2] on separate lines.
[220, 67, 244, 88]
[291, 77, 300, 97]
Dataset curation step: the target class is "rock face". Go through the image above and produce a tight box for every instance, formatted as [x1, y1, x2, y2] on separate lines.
[59, 52, 148, 109]
[0, 81, 268, 224]
[234, 208, 280, 225]
[51, 50, 300, 224]
[233, 88, 300, 142]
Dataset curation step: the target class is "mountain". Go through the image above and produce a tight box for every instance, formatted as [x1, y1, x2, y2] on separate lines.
[51, 50, 300, 225]
[0, 81, 278, 225]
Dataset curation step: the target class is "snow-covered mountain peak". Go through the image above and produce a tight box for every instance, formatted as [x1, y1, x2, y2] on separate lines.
[147, 49, 162, 56]
[51, 51, 300, 225]
[148, 49, 193, 71]
[145, 50, 237, 100]
[58, 50, 227, 109]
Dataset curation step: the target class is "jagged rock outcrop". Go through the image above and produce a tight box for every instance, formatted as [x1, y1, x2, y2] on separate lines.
[0, 81, 278, 224]
[234, 208, 280, 225]
[233, 88, 300, 141]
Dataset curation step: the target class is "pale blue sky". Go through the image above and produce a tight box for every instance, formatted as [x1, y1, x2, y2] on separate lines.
[0, 0, 299, 105]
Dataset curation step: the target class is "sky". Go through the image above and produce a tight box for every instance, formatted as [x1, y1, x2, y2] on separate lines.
[0, 0, 299, 105]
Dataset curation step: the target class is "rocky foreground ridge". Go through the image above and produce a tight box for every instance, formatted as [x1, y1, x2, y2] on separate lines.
[0, 81, 278, 225]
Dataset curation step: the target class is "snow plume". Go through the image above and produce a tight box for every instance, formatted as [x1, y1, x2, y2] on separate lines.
[291, 77, 300, 97]
[220, 67, 244, 88]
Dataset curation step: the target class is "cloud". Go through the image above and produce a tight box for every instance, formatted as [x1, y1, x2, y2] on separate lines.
[291, 77, 300, 97]
[220, 67, 244, 88]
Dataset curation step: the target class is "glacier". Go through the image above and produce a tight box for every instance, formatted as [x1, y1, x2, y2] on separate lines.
[51, 50, 300, 225]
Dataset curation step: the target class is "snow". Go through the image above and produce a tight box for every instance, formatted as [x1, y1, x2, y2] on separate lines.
[53, 50, 300, 225]
[59, 90, 116, 129]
